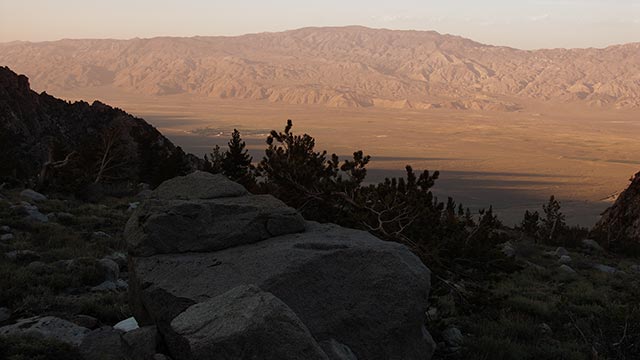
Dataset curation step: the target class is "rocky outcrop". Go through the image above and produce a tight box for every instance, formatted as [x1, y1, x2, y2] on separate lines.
[0, 316, 90, 346]
[127, 172, 435, 360]
[0, 66, 196, 186]
[594, 171, 640, 248]
[125, 172, 306, 256]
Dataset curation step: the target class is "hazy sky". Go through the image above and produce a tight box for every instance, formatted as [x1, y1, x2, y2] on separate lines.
[1, 0, 639, 49]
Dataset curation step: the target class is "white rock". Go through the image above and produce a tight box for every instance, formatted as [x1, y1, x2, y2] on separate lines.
[114, 317, 139, 332]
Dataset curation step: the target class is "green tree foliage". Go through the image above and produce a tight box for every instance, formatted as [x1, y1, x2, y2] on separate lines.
[521, 210, 540, 237]
[203, 129, 257, 189]
[249, 120, 509, 270]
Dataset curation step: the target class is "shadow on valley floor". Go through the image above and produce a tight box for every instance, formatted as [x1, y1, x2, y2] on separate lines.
[163, 131, 606, 228]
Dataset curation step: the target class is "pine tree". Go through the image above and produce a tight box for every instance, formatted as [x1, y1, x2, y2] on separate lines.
[222, 129, 256, 188]
[542, 195, 565, 242]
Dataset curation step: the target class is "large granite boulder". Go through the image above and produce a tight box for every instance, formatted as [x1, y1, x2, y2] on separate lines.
[167, 284, 328, 360]
[127, 172, 435, 360]
[125, 171, 306, 256]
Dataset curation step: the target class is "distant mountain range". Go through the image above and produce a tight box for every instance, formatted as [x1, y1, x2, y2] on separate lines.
[1, 26, 639, 110]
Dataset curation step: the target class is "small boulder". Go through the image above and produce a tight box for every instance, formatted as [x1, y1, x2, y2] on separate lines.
[500, 242, 516, 257]
[554, 247, 569, 257]
[12, 202, 49, 222]
[27, 261, 51, 274]
[537, 323, 553, 336]
[0, 233, 14, 241]
[91, 279, 128, 292]
[72, 315, 100, 330]
[558, 255, 572, 264]
[319, 339, 358, 360]
[0, 225, 11, 233]
[128, 202, 140, 211]
[593, 263, 617, 274]
[441, 326, 464, 348]
[559, 264, 577, 274]
[114, 317, 139, 332]
[122, 326, 159, 360]
[99, 258, 120, 281]
[80, 326, 126, 360]
[168, 284, 328, 360]
[630, 264, 640, 273]
[5, 249, 40, 262]
[582, 239, 604, 252]
[0, 316, 90, 346]
[20, 189, 47, 202]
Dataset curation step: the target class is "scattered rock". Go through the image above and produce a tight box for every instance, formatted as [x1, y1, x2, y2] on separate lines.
[12, 202, 49, 222]
[128, 202, 140, 211]
[122, 326, 159, 360]
[72, 315, 100, 330]
[593, 263, 617, 274]
[0, 233, 14, 241]
[0, 316, 90, 346]
[558, 255, 572, 264]
[581, 239, 604, 252]
[5, 249, 40, 262]
[20, 189, 47, 202]
[500, 242, 516, 257]
[554, 247, 569, 257]
[79, 326, 126, 360]
[114, 317, 139, 333]
[537, 323, 553, 336]
[168, 284, 328, 360]
[91, 279, 128, 292]
[441, 326, 464, 348]
[0, 307, 10, 323]
[0, 225, 10, 233]
[136, 189, 154, 199]
[153, 354, 171, 360]
[559, 264, 577, 274]
[320, 339, 358, 360]
[27, 261, 51, 274]
[99, 258, 120, 281]
[630, 264, 640, 273]
[49, 212, 75, 223]
[92, 231, 111, 239]
[105, 252, 127, 271]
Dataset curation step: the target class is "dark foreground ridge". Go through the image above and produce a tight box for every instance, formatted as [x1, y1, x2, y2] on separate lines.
[594, 171, 640, 248]
[0, 66, 195, 191]
[126, 171, 435, 360]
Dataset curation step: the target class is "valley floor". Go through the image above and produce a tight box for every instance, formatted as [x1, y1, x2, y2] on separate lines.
[57, 88, 640, 227]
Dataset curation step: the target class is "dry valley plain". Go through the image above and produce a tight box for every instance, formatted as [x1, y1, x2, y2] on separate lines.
[57, 87, 640, 227]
